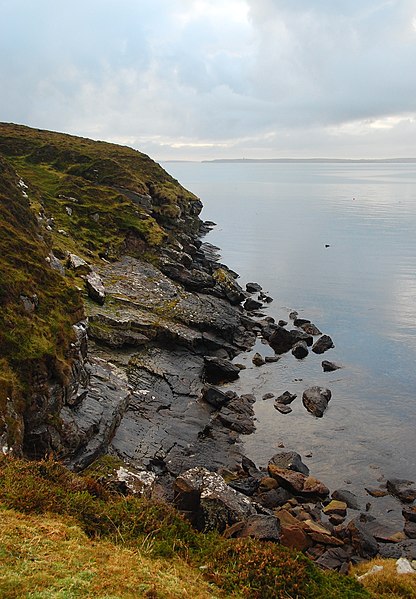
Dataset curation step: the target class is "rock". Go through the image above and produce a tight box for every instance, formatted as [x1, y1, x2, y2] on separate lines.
[312, 335, 335, 354]
[85, 272, 106, 305]
[323, 500, 348, 517]
[269, 451, 309, 476]
[265, 355, 280, 363]
[347, 517, 379, 558]
[293, 318, 311, 327]
[278, 320, 288, 327]
[280, 524, 312, 551]
[365, 487, 389, 498]
[302, 386, 332, 417]
[203, 356, 240, 385]
[228, 476, 260, 497]
[174, 466, 256, 532]
[322, 360, 342, 372]
[302, 519, 344, 546]
[268, 464, 329, 497]
[246, 282, 262, 293]
[268, 326, 297, 354]
[20, 294, 38, 313]
[332, 489, 360, 510]
[275, 391, 297, 405]
[403, 506, 416, 523]
[405, 521, 416, 539]
[216, 394, 256, 434]
[243, 298, 263, 311]
[274, 404, 292, 414]
[291, 341, 309, 359]
[262, 393, 275, 400]
[252, 352, 266, 366]
[289, 310, 298, 320]
[387, 478, 416, 503]
[301, 323, 322, 335]
[315, 547, 350, 571]
[256, 488, 292, 509]
[48, 252, 65, 275]
[68, 253, 91, 274]
[289, 329, 314, 346]
[236, 515, 281, 541]
[115, 466, 156, 496]
[201, 386, 231, 409]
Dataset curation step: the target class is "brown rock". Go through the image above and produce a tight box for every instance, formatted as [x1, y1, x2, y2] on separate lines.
[268, 465, 329, 497]
[280, 524, 312, 551]
[323, 500, 348, 517]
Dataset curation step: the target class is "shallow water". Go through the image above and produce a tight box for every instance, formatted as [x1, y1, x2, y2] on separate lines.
[163, 161, 416, 521]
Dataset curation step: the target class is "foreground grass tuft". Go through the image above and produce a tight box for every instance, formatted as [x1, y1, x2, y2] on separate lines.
[352, 559, 416, 598]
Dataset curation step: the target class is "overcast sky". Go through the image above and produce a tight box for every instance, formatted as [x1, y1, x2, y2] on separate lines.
[2, 0, 416, 159]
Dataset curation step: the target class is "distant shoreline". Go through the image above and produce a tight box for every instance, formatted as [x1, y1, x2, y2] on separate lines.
[162, 157, 416, 164]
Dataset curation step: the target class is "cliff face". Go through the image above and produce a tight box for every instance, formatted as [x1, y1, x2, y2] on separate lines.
[0, 123, 253, 472]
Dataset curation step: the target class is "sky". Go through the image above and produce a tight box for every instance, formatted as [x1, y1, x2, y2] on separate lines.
[1, 0, 416, 160]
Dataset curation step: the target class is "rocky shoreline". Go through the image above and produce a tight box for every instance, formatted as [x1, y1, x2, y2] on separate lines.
[53, 218, 416, 575]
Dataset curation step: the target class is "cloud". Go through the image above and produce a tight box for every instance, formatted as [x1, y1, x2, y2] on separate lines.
[0, 0, 415, 158]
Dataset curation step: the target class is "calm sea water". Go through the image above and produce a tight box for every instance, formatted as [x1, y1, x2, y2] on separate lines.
[163, 161, 416, 520]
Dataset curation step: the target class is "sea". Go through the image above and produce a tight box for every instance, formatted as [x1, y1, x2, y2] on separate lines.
[162, 161, 416, 522]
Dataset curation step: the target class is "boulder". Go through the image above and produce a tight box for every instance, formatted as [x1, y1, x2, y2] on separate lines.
[68, 253, 91, 274]
[268, 464, 329, 497]
[275, 391, 297, 405]
[85, 272, 106, 305]
[246, 282, 262, 293]
[291, 341, 309, 359]
[301, 323, 322, 336]
[302, 387, 332, 418]
[252, 352, 266, 366]
[174, 467, 256, 532]
[332, 489, 360, 510]
[293, 318, 311, 327]
[256, 488, 292, 510]
[315, 547, 351, 571]
[203, 356, 240, 385]
[265, 355, 280, 363]
[236, 515, 281, 542]
[347, 517, 379, 558]
[312, 335, 335, 354]
[387, 478, 416, 503]
[268, 326, 297, 354]
[269, 451, 309, 476]
[290, 329, 314, 346]
[323, 500, 347, 517]
[243, 298, 263, 311]
[228, 476, 260, 497]
[322, 360, 341, 372]
[262, 392, 275, 400]
[201, 386, 231, 409]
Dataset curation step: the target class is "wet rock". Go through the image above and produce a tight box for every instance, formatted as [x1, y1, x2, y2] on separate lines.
[268, 326, 297, 354]
[201, 386, 231, 409]
[290, 329, 314, 346]
[289, 310, 298, 320]
[275, 391, 297, 405]
[243, 298, 263, 311]
[203, 356, 240, 384]
[323, 500, 348, 517]
[347, 517, 379, 558]
[278, 319, 287, 327]
[86, 272, 106, 305]
[387, 478, 416, 503]
[291, 341, 309, 359]
[293, 318, 311, 327]
[322, 360, 342, 372]
[236, 515, 281, 541]
[302, 386, 332, 418]
[252, 352, 266, 366]
[332, 489, 360, 510]
[265, 355, 280, 363]
[269, 451, 309, 476]
[268, 464, 329, 497]
[312, 334, 335, 354]
[301, 323, 322, 336]
[246, 282, 262, 293]
[365, 486, 389, 498]
[216, 394, 256, 435]
[274, 404, 292, 414]
[174, 466, 256, 532]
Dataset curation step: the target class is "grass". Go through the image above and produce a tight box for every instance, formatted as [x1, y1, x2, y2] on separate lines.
[0, 455, 372, 599]
[352, 559, 416, 598]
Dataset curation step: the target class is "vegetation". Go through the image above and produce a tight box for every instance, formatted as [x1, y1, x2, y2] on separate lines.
[0, 454, 371, 598]
[352, 559, 416, 598]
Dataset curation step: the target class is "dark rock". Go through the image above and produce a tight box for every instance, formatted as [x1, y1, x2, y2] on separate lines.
[293, 318, 310, 327]
[252, 352, 266, 366]
[256, 488, 292, 509]
[403, 506, 416, 523]
[301, 323, 322, 336]
[265, 355, 280, 363]
[332, 489, 360, 510]
[378, 543, 403, 559]
[289, 310, 298, 320]
[274, 404, 292, 414]
[278, 320, 288, 327]
[289, 329, 314, 346]
[85, 272, 106, 305]
[268, 326, 297, 354]
[216, 394, 256, 434]
[404, 521, 416, 539]
[302, 386, 332, 417]
[312, 334, 335, 354]
[346, 517, 379, 558]
[387, 478, 416, 503]
[174, 467, 256, 532]
[203, 356, 240, 385]
[228, 476, 260, 497]
[246, 282, 262, 293]
[269, 451, 310, 476]
[262, 392, 274, 400]
[236, 515, 281, 541]
[243, 298, 263, 311]
[201, 386, 231, 409]
[291, 341, 309, 359]
[322, 360, 342, 372]
[275, 391, 297, 405]
[315, 547, 351, 571]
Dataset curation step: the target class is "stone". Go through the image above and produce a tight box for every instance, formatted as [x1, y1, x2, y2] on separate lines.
[289, 329, 314, 346]
[293, 318, 310, 327]
[268, 326, 297, 354]
[174, 467, 256, 532]
[243, 298, 263, 311]
[201, 386, 231, 409]
[301, 323, 322, 336]
[269, 451, 310, 476]
[322, 360, 342, 372]
[268, 464, 329, 497]
[256, 488, 292, 509]
[203, 356, 240, 385]
[274, 404, 292, 414]
[278, 320, 288, 327]
[280, 524, 312, 551]
[302, 386, 332, 417]
[315, 547, 350, 571]
[403, 506, 416, 523]
[275, 391, 297, 405]
[48, 252, 65, 275]
[228, 476, 260, 497]
[291, 341, 309, 359]
[365, 487, 389, 498]
[68, 253, 91, 274]
[85, 272, 106, 305]
[252, 352, 266, 366]
[303, 519, 344, 546]
[387, 478, 416, 503]
[404, 521, 416, 539]
[265, 355, 280, 363]
[347, 517, 379, 558]
[246, 282, 262, 293]
[216, 394, 256, 434]
[289, 310, 298, 320]
[236, 515, 281, 541]
[312, 334, 335, 354]
[259, 477, 279, 491]
[332, 489, 360, 510]
[323, 500, 348, 517]
[262, 393, 274, 400]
